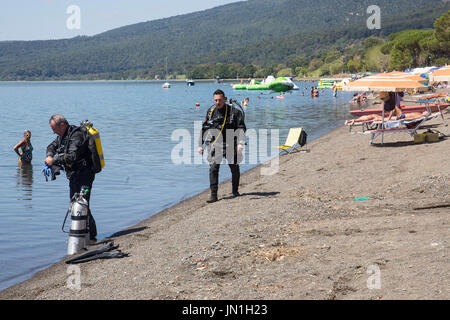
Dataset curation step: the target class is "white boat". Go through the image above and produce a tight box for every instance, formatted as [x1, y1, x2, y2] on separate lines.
[186, 79, 195, 86]
[162, 57, 170, 88]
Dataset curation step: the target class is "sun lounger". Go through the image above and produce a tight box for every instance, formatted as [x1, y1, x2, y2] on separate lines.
[277, 127, 307, 154]
[363, 112, 440, 145]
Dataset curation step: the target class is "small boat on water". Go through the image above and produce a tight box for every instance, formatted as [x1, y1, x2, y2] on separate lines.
[350, 103, 449, 117]
[186, 79, 195, 86]
[162, 57, 170, 88]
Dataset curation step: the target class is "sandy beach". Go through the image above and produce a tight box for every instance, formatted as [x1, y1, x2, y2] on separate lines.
[1, 109, 449, 300]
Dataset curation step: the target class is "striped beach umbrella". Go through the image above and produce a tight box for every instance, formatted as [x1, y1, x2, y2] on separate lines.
[430, 66, 450, 82]
[343, 72, 428, 145]
[342, 76, 428, 92]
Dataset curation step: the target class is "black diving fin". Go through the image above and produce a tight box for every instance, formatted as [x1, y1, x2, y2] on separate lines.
[65, 241, 128, 264]
[66, 250, 128, 264]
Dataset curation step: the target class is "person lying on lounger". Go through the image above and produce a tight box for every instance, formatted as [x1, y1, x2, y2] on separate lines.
[345, 111, 430, 125]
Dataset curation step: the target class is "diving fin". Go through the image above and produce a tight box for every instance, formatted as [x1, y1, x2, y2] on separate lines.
[65, 241, 117, 264]
[66, 250, 128, 264]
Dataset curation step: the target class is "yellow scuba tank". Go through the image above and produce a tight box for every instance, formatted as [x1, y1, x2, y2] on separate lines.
[81, 120, 105, 172]
[87, 125, 105, 169]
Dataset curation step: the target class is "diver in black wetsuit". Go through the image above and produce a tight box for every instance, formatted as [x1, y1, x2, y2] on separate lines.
[198, 90, 246, 203]
[45, 114, 97, 242]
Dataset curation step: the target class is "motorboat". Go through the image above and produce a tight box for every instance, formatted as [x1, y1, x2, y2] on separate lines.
[186, 79, 195, 86]
[162, 57, 170, 88]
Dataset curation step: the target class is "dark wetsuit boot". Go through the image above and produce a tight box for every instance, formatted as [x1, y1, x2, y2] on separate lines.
[230, 164, 240, 197]
[208, 163, 220, 203]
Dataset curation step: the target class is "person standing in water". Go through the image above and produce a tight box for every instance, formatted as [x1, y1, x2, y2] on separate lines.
[14, 130, 33, 166]
[332, 83, 338, 97]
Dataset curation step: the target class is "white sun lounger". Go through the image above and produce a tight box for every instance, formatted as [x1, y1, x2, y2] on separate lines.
[363, 112, 440, 145]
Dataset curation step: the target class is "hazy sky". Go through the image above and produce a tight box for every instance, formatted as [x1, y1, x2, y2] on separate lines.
[0, 0, 241, 41]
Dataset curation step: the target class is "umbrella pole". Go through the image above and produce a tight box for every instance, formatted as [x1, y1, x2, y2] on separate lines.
[381, 105, 385, 145]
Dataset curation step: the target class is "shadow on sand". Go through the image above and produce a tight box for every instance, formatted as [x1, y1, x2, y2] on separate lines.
[108, 226, 148, 238]
[222, 191, 280, 200]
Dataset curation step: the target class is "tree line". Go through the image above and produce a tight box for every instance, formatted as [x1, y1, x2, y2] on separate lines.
[0, 2, 447, 80]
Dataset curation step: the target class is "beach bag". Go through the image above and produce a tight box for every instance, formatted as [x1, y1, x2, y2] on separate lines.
[298, 130, 307, 147]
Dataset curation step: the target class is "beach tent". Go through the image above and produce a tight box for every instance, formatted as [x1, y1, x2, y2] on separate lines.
[342, 75, 428, 144]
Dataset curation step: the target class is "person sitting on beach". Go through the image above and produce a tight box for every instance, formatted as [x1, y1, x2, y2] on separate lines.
[345, 111, 430, 125]
[379, 91, 404, 121]
[13, 130, 33, 166]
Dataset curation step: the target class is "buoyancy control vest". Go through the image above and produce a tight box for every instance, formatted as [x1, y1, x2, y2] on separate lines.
[79, 120, 104, 174]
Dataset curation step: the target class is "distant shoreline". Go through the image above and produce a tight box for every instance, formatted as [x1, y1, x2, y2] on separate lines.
[0, 77, 325, 83]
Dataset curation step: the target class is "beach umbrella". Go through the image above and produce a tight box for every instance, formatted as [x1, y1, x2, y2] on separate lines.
[380, 72, 429, 84]
[363, 71, 428, 83]
[343, 75, 428, 144]
[430, 66, 450, 82]
[342, 76, 428, 92]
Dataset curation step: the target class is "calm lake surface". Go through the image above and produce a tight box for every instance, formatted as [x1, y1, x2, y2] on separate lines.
[0, 80, 353, 291]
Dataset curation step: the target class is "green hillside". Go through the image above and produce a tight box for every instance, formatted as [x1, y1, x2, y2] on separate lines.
[0, 0, 448, 80]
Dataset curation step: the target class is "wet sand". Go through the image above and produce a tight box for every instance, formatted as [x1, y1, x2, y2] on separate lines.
[1, 110, 449, 300]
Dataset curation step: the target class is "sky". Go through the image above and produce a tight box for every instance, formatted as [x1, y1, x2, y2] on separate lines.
[0, 0, 242, 41]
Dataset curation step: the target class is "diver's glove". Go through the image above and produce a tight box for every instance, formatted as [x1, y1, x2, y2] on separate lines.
[42, 163, 51, 182]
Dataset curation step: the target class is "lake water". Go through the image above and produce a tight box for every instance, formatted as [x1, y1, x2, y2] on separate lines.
[0, 80, 353, 291]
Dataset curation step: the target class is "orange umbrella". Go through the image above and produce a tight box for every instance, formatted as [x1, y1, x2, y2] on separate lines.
[430, 66, 450, 82]
[342, 76, 428, 92]
[343, 72, 428, 145]
[365, 71, 427, 82]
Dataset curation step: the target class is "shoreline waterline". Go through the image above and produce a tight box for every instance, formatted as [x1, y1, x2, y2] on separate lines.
[0, 80, 354, 293]
[0, 77, 324, 83]
[0, 111, 448, 299]
[0, 125, 338, 293]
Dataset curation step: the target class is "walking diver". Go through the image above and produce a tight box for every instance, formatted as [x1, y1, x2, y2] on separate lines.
[198, 89, 246, 203]
[45, 114, 98, 243]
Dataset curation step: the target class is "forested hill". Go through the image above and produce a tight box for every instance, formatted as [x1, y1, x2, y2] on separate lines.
[0, 0, 447, 80]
